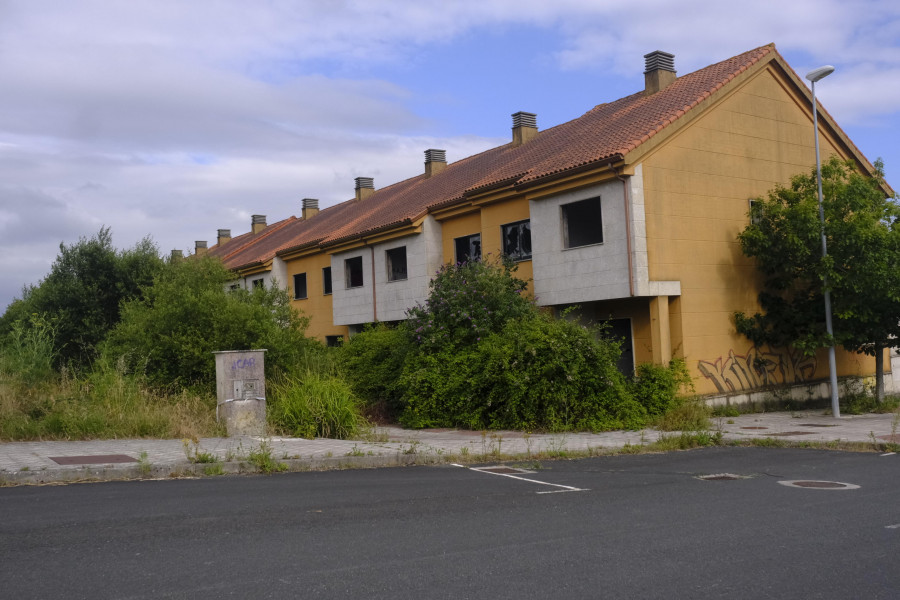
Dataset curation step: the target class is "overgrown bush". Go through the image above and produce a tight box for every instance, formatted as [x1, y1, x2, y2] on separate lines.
[630, 358, 693, 417]
[399, 313, 646, 431]
[103, 256, 319, 390]
[268, 373, 367, 439]
[0, 314, 58, 386]
[340, 323, 412, 417]
[0, 228, 164, 369]
[406, 256, 532, 350]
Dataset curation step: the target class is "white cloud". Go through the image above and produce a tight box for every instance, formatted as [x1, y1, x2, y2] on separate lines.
[1, 0, 898, 311]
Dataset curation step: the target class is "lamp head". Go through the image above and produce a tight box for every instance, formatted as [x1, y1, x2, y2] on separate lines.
[806, 65, 835, 83]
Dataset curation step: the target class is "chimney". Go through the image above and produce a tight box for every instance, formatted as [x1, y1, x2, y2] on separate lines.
[424, 149, 447, 178]
[644, 50, 676, 95]
[170, 249, 183, 262]
[217, 229, 231, 246]
[251, 214, 267, 234]
[511, 112, 538, 147]
[355, 177, 375, 201]
[195, 240, 208, 256]
[302, 198, 320, 220]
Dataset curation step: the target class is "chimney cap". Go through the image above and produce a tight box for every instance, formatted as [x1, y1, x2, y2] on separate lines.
[512, 111, 537, 129]
[355, 176, 374, 190]
[195, 240, 208, 249]
[644, 50, 675, 74]
[217, 228, 231, 238]
[251, 214, 266, 224]
[302, 198, 319, 209]
[425, 149, 447, 163]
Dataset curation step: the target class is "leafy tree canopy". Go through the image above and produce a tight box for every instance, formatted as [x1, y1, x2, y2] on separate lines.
[0, 228, 164, 368]
[102, 256, 316, 390]
[736, 157, 900, 399]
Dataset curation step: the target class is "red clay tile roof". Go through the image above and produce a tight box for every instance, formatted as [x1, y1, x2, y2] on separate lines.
[218, 44, 815, 271]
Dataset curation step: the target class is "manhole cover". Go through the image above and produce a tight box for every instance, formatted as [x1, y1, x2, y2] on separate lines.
[767, 431, 814, 437]
[778, 480, 860, 490]
[49, 454, 138, 465]
[740, 426, 768, 430]
[475, 466, 532, 474]
[698, 473, 746, 481]
[799, 424, 837, 428]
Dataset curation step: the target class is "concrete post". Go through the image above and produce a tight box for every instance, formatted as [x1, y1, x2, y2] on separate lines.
[213, 350, 267, 437]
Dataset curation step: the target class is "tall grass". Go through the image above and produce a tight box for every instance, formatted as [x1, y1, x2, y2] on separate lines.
[0, 324, 222, 440]
[268, 372, 368, 439]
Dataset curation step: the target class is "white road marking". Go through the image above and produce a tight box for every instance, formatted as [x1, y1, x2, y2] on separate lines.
[452, 464, 588, 492]
[880, 452, 896, 457]
[885, 524, 900, 529]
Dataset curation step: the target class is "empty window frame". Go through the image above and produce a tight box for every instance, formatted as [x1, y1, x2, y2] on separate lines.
[562, 197, 603, 248]
[345, 256, 364, 288]
[322, 266, 333, 295]
[293, 273, 307, 300]
[325, 335, 344, 347]
[501, 220, 532, 261]
[252, 278, 264, 288]
[229, 283, 240, 291]
[386, 246, 408, 281]
[454, 233, 482, 263]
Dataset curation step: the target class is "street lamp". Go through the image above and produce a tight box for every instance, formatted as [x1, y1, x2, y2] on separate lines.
[806, 65, 840, 418]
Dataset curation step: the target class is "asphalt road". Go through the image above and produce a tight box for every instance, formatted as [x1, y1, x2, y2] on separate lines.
[2, 447, 899, 599]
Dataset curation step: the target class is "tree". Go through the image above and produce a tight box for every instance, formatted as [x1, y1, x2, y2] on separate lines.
[0, 228, 164, 368]
[736, 157, 900, 401]
[103, 256, 316, 389]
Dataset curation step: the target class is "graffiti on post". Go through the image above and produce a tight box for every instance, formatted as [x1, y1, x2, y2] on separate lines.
[697, 346, 817, 393]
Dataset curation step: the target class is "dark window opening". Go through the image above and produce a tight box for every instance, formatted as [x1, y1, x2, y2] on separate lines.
[323, 266, 333, 295]
[293, 273, 307, 299]
[229, 283, 240, 291]
[563, 197, 603, 248]
[502, 220, 532, 261]
[325, 335, 344, 347]
[252, 278, 264, 288]
[386, 247, 408, 281]
[454, 234, 481, 263]
[345, 256, 364, 288]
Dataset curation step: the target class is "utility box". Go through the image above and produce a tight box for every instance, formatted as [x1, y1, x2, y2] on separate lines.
[213, 350, 267, 437]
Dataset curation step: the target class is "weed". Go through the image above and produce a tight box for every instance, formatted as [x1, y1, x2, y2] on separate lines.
[459, 446, 470, 458]
[20, 466, 29, 472]
[137, 451, 152, 477]
[747, 437, 786, 448]
[654, 396, 711, 432]
[182, 438, 218, 464]
[402, 441, 420, 455]
[346, 444, 365, 457]
[203, 463, 225, 476]
[712, 404, 741, 418]
[247, 441, 287, 474]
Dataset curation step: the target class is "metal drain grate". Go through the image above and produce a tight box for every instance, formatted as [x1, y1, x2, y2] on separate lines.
[49, 454, 138, 465]
[799, 424, 837, 428]
[779, 480, 860, 490]
[740, 426, 768, 430]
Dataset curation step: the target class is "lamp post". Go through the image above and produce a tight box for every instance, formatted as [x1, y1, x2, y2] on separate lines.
[806, 65, 840, 418]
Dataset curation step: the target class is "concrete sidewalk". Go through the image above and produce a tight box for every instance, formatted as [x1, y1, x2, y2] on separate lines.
[1, 409, 898, 485]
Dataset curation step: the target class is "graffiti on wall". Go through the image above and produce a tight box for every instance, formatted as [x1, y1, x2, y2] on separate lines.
[697, 346, 817, 393]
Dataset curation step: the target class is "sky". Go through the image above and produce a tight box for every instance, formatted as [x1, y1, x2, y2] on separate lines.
[2, 0, 899, 312]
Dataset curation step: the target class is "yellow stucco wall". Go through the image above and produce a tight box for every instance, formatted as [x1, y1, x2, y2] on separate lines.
[284, 253, 349, 342]
[641, 64, 873, 394]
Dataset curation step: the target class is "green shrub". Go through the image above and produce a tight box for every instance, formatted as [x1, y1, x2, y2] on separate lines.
[340, 323, 412, 416]
[406, 256, 533, 351]
[630, 358, 693, 417]
[399, 312, 647, 432]
[103, 256, 318, 391]
[268, 373, 367, 439]
[0, 314, 58, 386]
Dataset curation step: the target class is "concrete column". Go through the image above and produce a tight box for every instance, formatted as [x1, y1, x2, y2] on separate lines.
[649, 296, 672, 365]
